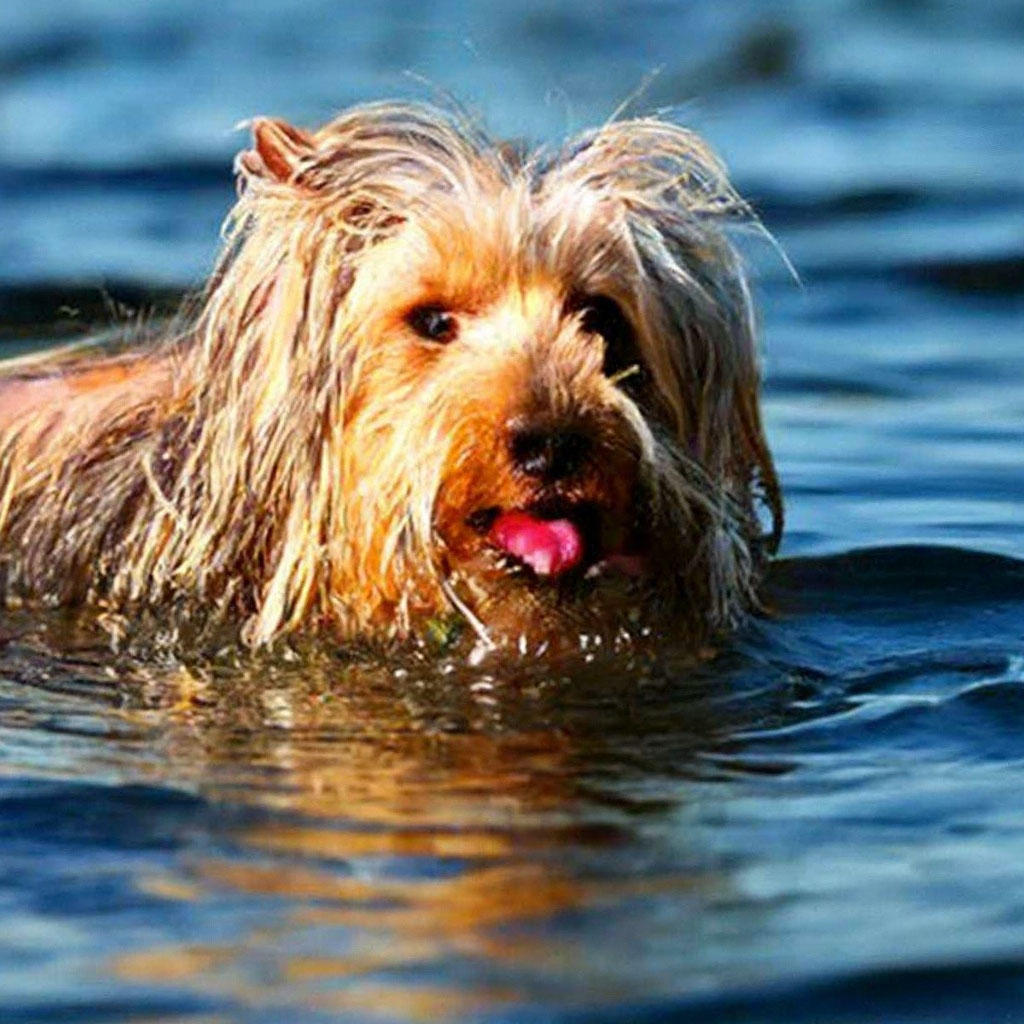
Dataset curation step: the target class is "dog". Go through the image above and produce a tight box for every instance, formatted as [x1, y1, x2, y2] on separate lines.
[0, 102, 781, 652]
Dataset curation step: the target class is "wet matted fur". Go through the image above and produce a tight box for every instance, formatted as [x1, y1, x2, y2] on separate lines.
[0, 101, 782, 651]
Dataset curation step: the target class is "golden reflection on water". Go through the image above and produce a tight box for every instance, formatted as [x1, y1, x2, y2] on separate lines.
[5, 616, 726, 1018]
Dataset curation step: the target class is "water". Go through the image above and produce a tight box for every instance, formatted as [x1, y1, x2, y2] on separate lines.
[2, 1, 1024, 1020]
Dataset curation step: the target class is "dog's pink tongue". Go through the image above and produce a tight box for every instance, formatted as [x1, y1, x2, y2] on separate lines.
[490, 511, 583, 576]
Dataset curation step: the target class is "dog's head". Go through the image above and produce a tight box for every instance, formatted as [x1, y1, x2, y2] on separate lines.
[191, 103, 781, 647]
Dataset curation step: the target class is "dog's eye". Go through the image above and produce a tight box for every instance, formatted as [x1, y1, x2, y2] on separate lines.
[570, 294, 638, 379]
[406, 304, 457, 344]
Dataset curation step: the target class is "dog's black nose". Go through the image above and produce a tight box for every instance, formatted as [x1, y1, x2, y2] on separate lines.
[508, 425, 592, 480]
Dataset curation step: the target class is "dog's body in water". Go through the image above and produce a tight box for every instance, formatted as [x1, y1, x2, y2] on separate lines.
[0, 102, 781, 654]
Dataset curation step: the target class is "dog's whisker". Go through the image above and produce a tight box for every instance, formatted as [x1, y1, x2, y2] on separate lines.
[439, 576, 495, 651]
[606, 363, 642, 387]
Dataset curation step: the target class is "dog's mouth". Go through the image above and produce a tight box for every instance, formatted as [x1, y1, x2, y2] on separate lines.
[465, 501, 647, 581]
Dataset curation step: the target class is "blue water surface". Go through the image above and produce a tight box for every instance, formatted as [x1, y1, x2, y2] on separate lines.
[1, 1, 1024, 1021]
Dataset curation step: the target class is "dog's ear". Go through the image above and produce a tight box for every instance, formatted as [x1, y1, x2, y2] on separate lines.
[543, 118, 782, 549]
[237, 117, 316, 185]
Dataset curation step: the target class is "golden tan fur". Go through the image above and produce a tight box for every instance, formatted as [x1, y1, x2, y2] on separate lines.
[0, 101, 781, 651]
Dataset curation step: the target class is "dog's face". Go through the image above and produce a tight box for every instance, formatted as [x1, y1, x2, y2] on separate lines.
[193, 105, 782, 646]
[343, 208, 652, 598]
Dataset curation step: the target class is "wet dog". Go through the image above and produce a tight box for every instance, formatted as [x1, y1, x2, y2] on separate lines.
[0, 102, 781, 651]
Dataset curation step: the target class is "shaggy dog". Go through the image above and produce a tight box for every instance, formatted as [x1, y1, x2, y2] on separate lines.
[0, 102, 781, 652]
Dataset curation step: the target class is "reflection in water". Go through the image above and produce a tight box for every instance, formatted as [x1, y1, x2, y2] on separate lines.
[0, 610, 762, 1018]
[3, 547, 1024, 1020]
[121, 652, 751, 1016]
